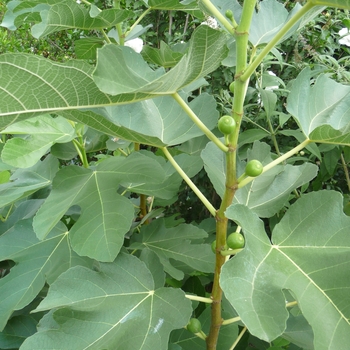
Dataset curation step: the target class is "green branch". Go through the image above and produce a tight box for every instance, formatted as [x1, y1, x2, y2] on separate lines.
[72, 139, 89, 168]
[172, 92, 228, 152]
[124, 8, 152, 39]
[161, 147, 217, 217]
[240, 1, 314, 82]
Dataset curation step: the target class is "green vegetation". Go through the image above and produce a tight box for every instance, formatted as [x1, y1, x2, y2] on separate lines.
[0, 1, 350, 349]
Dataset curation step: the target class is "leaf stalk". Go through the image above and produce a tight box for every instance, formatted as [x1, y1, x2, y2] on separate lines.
[172, 93, 228, 152]
[161, 147, 217, 217]
[238, 139, 311, 188]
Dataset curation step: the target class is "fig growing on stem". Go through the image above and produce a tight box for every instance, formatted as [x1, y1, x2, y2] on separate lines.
[227, 232, 245, 250]
[218, 115, 236, 135]
[245, 159, 263, 177]
[187, 318, 202, 333]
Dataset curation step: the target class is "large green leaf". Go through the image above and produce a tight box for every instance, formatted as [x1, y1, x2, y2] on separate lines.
[20, 253, 192, 350]
[0, 54, 146, 129]
[93, 26, 228, 95]
[201, 141, 318, 217]
[1, 115, 76, 168]
[221, 191, 350, 348]
[86, 93, 218, 146]
[129, 218, 214, 280]
[0, 156, 58, 208]
[147, 0, 199, 10]
[0, 27, 226, 138]
[249, 0, 289, 46]
[33, 152, 166, 261]
[31, 2, 132, 38]
[1, 0, 132, 36]
[287, 69, 350, 145]
[0, 219, 91, 331]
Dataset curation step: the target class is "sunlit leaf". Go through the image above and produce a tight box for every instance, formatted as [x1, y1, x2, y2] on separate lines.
[86, 93, 218, 146]
[1, 1, 132, 37]
[33, 152, 166, 261]
[93, 26, 228, 95]
[287, 69, 350, 145]
[221, 191, 350, 348]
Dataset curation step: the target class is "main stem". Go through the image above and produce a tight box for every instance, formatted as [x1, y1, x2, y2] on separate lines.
[206, 1, 256, 349]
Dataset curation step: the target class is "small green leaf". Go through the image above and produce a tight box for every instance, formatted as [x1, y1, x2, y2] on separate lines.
[1, 115, 76, 168]
[142, 41, 184, 68]
[0, 156, 58, 208]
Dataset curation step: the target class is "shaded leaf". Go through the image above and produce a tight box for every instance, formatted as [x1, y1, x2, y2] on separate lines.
[142, 41, 184, 68]
[221, 191, 350, 348]
[0, 156, 58, 208]
[130, 218, 214, 280]
[0, 219, 91, 330]
[170, 307, 238, 349]
[21, 253, 192, 350]
[74, 38, 104, 60]
[148, 0, 199, 11]
[123, 151, 203, 200]
[0, 314, 39, 349]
